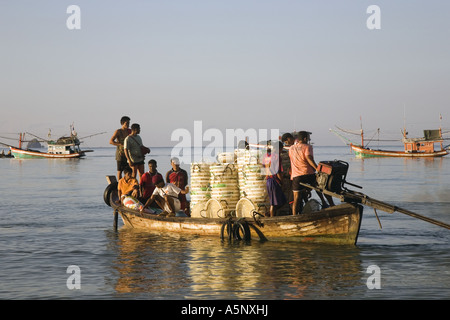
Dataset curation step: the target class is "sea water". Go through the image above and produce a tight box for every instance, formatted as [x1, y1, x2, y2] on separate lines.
[0, 146, 449, 300]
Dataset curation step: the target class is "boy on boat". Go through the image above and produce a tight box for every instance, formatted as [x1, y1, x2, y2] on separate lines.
[116, 167, 140, 204]
[141, 177, 190, 217]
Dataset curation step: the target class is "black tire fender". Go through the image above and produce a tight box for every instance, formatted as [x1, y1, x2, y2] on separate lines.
[103, 182, 118, 207]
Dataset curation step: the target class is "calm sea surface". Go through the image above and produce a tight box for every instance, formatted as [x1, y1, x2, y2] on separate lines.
[0, 146, 449, 300]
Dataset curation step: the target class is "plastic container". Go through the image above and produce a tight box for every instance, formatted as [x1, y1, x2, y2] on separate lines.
[241, 164, 269, 214]
[209, 164, 239, 217]
[190, 163, 212, 213]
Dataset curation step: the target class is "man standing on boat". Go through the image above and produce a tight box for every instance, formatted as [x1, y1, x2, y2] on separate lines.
[281, 133, 295, 209]
[289, 131, 334, 214]
[109, 116, 131, 181]
[124, 123, 150, 181]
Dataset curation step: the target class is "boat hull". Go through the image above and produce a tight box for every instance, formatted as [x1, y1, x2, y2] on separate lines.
[351, 144, 449, 158]
[10, 147, 85, 159]
[111, 199, 363, 245]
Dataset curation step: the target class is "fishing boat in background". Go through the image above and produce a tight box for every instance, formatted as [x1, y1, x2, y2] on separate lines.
[10, 134, 91, 159]
[331, 117, 449, 158]
[1, 124, 104, 159]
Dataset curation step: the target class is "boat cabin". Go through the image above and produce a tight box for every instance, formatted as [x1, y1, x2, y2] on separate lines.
[47, 143, 76, 155]
[403, 129, 444, 153]
[47, 136, 81, 155]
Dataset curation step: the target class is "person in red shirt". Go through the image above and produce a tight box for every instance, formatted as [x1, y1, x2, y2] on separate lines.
[140, 159, 163, 204]
[165, 157, 189, 214]
[141, 176, 190, 217]
[289, 131, 334, 215]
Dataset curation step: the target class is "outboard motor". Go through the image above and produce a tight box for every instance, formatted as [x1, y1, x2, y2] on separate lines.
[316, 160, 361, 193]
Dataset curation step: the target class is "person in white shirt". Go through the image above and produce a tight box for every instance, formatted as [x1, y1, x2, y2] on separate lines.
[141, 177, 189, 216]
[124, 123, 150, 180]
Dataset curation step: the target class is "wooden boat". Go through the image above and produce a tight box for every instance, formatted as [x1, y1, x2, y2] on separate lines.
[10, 135, 93, 159]
[331, 120, 449, 158]
[104, 178, 364, 245]
[103, 153, 450, 245]
[3, 125, 100, 159]
[350, 142, 448, 158]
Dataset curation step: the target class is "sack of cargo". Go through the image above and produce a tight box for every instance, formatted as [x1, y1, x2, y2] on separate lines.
[122, 195, 155, 213]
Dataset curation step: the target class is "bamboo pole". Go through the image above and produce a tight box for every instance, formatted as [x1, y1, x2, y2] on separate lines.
[300, 183, 450, 230]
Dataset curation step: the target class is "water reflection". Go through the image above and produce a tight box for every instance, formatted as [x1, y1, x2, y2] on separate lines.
[107, 227, 365, 299]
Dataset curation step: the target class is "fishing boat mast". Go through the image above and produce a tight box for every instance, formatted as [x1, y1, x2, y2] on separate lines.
[19, 133, 23, 149]
[359, 116, 364, 147]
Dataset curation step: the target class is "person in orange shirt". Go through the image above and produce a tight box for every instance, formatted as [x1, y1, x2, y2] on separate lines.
[117, 167, 140, 204]
[289, 131, 334, 215]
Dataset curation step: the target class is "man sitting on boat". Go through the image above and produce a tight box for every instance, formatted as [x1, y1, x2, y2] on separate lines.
[117, 167, 140, 204]
[139, 159, 163, 205]
[140, 176, 190, 217]
[165, 157, 189, 214]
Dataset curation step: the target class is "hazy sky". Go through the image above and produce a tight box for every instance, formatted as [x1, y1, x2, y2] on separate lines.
[1, 0, 449, 147]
